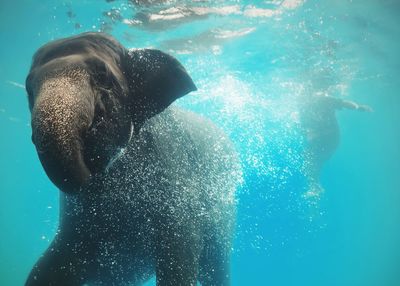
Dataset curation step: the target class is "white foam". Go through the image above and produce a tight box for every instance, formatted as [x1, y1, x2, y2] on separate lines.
[244, 7, 281, 18]
[281, 0, 305, 10]
[214, 27, 256, 39]
[244, 0, 305, 18]
[191, 5, 241, 16]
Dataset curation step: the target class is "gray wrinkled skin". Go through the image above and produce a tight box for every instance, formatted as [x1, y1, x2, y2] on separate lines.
[25, 33, 242, 286]
[29, 107, 242, 286]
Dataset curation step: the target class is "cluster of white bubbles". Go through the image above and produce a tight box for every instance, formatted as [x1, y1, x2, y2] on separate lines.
[60, 106, 243, 284]
[57, 0, 358, 256]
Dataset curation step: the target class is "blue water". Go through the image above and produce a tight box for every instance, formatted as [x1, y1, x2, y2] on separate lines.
[1, 0, 399, 285]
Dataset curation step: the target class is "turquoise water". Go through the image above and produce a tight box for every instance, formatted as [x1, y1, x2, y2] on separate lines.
[0, 0, 399, 285]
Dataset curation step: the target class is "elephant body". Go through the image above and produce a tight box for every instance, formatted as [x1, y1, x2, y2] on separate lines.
[25, 33, 241, 285]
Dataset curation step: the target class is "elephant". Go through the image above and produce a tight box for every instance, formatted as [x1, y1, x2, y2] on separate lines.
[25, 32, 242, 286]
[297, 94, 372, 199]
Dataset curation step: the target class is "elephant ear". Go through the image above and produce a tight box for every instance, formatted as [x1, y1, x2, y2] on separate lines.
[124, 49, 197, 131]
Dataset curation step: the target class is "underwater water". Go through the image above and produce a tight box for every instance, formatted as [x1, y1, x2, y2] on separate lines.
[0, 0, 399, 285]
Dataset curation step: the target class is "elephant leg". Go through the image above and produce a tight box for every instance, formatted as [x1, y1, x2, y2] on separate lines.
[155, 217, 203, 286]
[25, 234, 88, 286]
[198, 237, 231, 286]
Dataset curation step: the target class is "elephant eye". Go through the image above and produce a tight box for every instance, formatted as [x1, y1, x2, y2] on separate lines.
[95, 68, 113, 89]
[86, 58, 114, 89]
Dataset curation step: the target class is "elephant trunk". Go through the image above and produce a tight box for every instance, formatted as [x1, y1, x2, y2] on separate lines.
[31, 71, 95, 193]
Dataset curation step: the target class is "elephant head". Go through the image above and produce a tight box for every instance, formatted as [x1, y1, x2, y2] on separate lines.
[26, 33, 196, 193]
